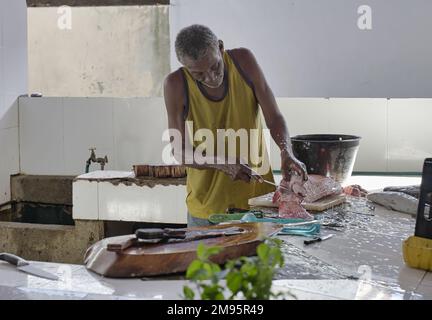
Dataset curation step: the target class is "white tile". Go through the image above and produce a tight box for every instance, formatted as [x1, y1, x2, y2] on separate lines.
[0, 95, 18, 129]
[19, 97, 64, 174]
[113, 97, 168, 170]
[327, 98, 387, 172]
[388, 99, 432, 172]
[276, 98, 331, 136]
[0, 127, 19, 203]
[421, 273, 432, 286]
[273, 279, 411, 300]
[3, 46, 27, 95]
[0, 11, 3, 47]
[271, 98, 330, 170]
[72, 180, 99, 220]
[396, 266, 427, 292]
[0, 49, 4, 93]
[98, 182, 187, 224]
[1, 0, 28, 49]
[414, 284, 432, 299]
[63, 98, 115, 175]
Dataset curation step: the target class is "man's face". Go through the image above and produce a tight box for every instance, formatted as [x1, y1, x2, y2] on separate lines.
[183, 46, 224, 89]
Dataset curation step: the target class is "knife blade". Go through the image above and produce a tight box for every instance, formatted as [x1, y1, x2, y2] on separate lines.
[303, 234, 334, 245]
[242, 164, 289, 191]
[0, 253, 59, 280]
[261, 179, 292, 192]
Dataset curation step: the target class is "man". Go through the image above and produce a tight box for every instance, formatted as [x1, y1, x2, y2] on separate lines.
[164, 25, 307, 227]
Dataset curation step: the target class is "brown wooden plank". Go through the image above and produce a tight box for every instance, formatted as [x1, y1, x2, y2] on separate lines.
[84, 222, 282, 278]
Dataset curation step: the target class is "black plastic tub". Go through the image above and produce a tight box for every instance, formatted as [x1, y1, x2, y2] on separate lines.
[291, 134, 361, 184]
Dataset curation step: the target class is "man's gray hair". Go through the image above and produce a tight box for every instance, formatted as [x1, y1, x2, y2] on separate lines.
[175, 24, 219, 63]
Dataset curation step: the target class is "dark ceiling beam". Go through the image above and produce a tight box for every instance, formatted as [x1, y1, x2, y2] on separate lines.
[26, 0, 169, 7]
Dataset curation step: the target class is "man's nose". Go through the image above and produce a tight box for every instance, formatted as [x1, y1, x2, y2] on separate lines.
[205, 71, 218, 82]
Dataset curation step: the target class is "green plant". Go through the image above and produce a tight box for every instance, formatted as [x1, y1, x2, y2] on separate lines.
[183, 238, 286, 300]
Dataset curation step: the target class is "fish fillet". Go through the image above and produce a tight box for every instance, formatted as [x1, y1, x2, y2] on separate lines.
[273, 174, 342, 219]
[275, 176, 313, 220]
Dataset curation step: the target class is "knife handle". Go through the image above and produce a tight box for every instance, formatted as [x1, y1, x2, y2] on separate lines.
[0, 253, 28, 266]
[304, 237, 322, 245]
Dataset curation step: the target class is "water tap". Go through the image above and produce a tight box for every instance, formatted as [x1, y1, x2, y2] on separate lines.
[85, 148, 108, 173]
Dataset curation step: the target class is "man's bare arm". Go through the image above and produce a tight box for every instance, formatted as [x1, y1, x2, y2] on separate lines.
[230, 48, 307, 181]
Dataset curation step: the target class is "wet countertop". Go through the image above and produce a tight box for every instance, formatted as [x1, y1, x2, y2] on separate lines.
[0, 198, 430, 300]
[1, 175, 430, 299]
[274, 197, 431, 299]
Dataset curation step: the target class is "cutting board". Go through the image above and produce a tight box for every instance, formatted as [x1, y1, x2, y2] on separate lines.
[84, 222, 282, 278]
[248, 192, 346, 212]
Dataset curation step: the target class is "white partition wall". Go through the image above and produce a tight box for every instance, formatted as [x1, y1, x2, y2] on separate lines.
[0, 0, 27, 204]
[18, 97, 432, 176]
[170, 0, 432, 98]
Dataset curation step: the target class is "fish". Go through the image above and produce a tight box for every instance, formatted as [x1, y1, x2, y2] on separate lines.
[366, 191, 418, 216]
[383, 185, 420, 199]
[273, 175, 342, 219]
[274, 175, 313, 219]
[302, 175, 343, 203]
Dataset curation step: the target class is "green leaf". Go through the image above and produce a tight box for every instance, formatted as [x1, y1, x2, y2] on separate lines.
[210, 263, 221, 275]
[241, 262, 257, 277]
[196, 242, 206, 260]
[206, 246, 223, 257]
[184, 236, 286, 300]
[183, 286, 195, 300]
[202, 262, 213, 275]
[226, 272, 242, 293]
[257, 243, 270, 262]
[186, 260, 203, 279]
[202, 285, 224, 300]
[214, 292, 225, 300]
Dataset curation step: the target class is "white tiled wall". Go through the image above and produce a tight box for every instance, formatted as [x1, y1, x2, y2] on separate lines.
[72, 180, 98, 220]
[19, 97, 173, 175]
[387, 99, 432, 172]
[326, 98, 388, 172]
[63, 97, 115, 173]
[0, 0, 28, 204]
[268, 98, 332, 170]
[0, 95, 18, 130]
[267, 98, 389, 172]
[19, 98, 64, 175]
[18, 97, 432, 177]
[113, 97, 168, 171]
[0, 127, 19, 202]
[97, 183, 187, 224]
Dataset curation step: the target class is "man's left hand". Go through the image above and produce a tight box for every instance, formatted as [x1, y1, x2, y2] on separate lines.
[281, 149, 308, 182]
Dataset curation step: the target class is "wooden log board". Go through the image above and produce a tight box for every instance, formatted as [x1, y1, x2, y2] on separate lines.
[133, 165, 186, 178]
[248, 193, 347, 212]
[84, 222, 282, 278]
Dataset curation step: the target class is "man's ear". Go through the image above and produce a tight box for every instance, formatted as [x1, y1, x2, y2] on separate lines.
[218, 40, 224, 53]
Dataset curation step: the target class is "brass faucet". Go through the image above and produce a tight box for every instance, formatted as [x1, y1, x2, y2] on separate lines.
[85, 148, 108, 173]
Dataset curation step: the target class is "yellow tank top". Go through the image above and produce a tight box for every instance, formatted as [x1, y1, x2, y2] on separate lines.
[181, 50, 275, 219]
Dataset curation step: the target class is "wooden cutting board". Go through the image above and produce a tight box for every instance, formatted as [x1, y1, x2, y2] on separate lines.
[248, 192, 347, 212]
[84, 222, 282, 278]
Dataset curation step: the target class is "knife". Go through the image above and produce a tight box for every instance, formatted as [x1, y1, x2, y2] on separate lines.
[245, 165, 299, 192]
[0, 253, 59, 280]
[261, 179, 292, 192]
[304, 234, 334, 245]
